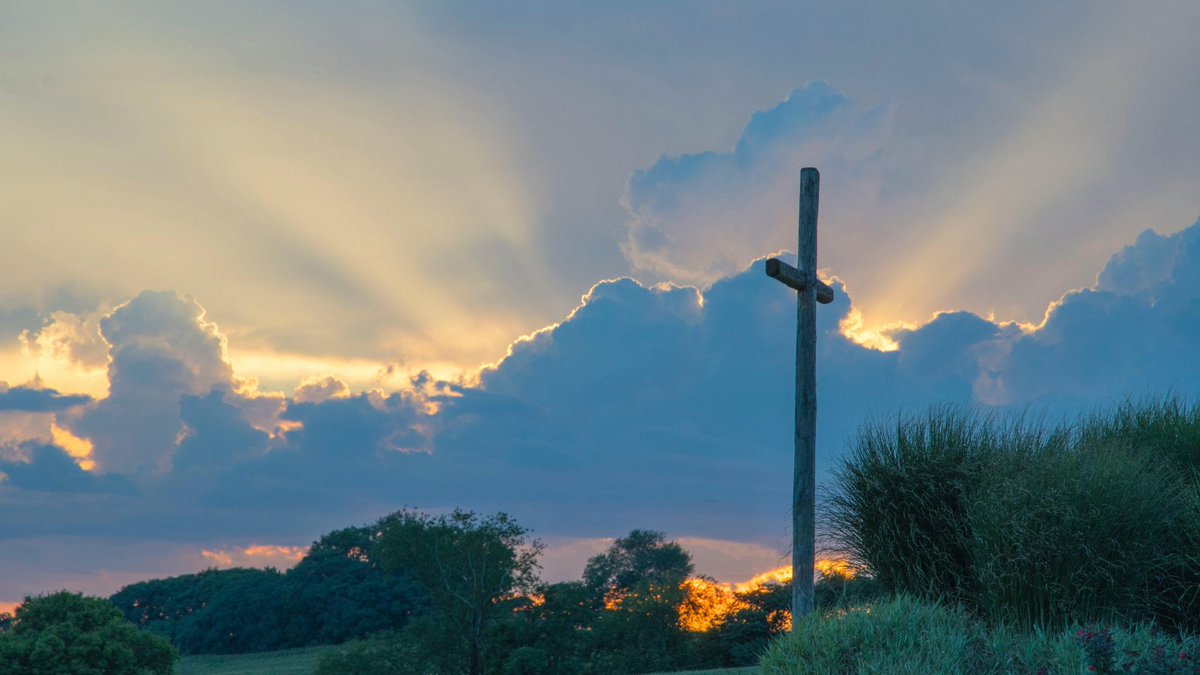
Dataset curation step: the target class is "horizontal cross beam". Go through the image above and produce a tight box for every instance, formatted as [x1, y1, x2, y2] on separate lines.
[765, 257, 834, 304]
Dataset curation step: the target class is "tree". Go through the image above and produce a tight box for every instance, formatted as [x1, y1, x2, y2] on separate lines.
[582, 529, 693, 608]
[582, 530, 702, 673]
[375, 509, 543, 675]
[485, 581, 596, 674]
[109, 524, 425, 654]
[289, 525, 426, 645]
[111, 567, 296, 654]
[0, 591, 176, 675]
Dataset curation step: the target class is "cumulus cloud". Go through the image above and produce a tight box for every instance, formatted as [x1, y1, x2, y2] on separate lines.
[73, 291, 237, 477]
[21, 310, 111, 369]
[292, 375, 352, 404]
[622, 82, 891, 286]
[5, 215, 1200, 601]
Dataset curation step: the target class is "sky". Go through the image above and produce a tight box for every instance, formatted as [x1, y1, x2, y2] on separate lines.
[3, 1, 1200, 611]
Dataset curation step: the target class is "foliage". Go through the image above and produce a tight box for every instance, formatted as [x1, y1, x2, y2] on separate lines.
[288, 525, 426, 645]
[824, 407, 1026, 608]
[582, 530, 710, 673]
[111, 524, 424, 654]
[0, 591, 177, 675]
[812, 566, 885, 611]
[760, 594, 1200, 675]
[968, 440, 1199, 628]
[714, 581, 791, 666]
[315, 623, 454, 675]
[484, 582, 593, 674]
[582, 529, 693, 608]
[825, 400, 1200, 630]
[714, 570, 886, 667]
[760, 594, 997, 674]
[1075, 624, 1200, 674]
[112, 567, 299, 654]
[374, 508, 543, 675]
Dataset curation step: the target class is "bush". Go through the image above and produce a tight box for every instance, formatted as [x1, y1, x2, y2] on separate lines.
[759, 594, 997, 673]
[0, 591, 177, 675]
[316, 621, 460, 675]
[758, 595, 1200, 674]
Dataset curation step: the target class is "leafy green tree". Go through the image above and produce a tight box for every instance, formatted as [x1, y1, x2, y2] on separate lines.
[289, 525, 426, 645]
[581, 530, 703, 673]
[110, 524, 425, 654]
[716, 580, 791, 666]
[112, 567, 295, 654]
[485, 582, 596, 674]
[582, 529, 693, 608]
[375, 509, 543, 675]
[0, 591, 176, 674]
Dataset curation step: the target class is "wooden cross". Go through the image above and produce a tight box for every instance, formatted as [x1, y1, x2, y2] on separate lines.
[764, 167, 834, 626]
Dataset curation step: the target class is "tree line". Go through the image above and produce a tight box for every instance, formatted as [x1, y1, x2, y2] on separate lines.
[0, 507, 878, 674]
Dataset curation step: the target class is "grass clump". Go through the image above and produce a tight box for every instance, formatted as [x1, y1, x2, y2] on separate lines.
[969, 441, 1200, 628]
[759, 595, 1200, 674]
[759, 594, 996, 674]
[825, 397, 1200, 632]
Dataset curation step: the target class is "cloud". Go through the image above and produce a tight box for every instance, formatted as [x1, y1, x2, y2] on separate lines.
[21, 310, 111, 369]
[622, 82, 892, 287]
[73, 291, 237, 477]
[173, 390, 270, 472]
[0, 443, 132, 494]
[991, 218, 1200, 409]
[0, 385, 91, 412]
[200, 544, 306, 570]
[5, 216, 1200, 602]
[292, 375, 352, 404]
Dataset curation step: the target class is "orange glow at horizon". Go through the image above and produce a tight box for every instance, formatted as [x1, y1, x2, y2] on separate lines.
[200, 545, 308, 570]
[732, 559, 857, 594]
[732, 565, 792, 593]
[678, 577, 748, 632]
[816, 559, 858, 579]
[674, 559, 859, 632]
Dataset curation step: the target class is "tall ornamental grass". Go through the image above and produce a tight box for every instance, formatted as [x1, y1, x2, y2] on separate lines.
[825, 398, 1200, 631]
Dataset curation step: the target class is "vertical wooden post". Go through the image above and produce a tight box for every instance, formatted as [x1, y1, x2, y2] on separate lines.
[764, 168, 832, 628]
[792, 167, 819, 624]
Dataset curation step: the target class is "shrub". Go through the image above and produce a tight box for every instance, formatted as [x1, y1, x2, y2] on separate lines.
[316, 620, 462, 675]
[759, 594, 997, 673]
[0, 591, 177, 675]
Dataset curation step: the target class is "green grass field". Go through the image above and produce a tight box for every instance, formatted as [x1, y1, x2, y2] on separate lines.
[175, 647, 752, 675]
[176, 646, 330, 675]
[662, 662, 753, 667]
